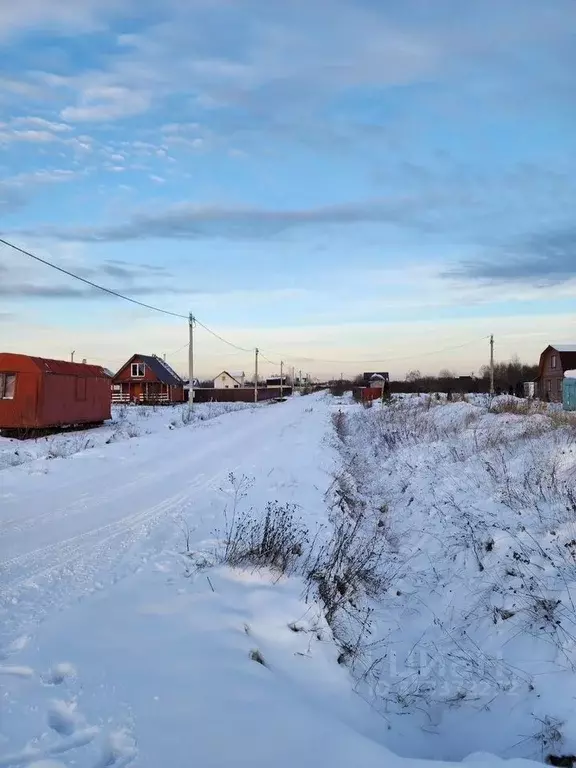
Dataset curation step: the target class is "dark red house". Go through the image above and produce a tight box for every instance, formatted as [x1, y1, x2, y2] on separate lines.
[536, 345, 576, 402]
[0, 353, 111, 432]
[112, 354, 185, 404]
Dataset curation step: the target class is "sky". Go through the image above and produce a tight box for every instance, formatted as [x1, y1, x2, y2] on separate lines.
[1, 0, 575, 379]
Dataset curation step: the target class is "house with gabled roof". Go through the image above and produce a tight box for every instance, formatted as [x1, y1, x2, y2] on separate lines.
[213, 370, 245, 389]
[536, 345, 576, 402]
[112, 354, 185, 404]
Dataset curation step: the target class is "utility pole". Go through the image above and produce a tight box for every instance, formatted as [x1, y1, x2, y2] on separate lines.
[188, 313, 195, 408]
[70, 350, 75, 363]
[299, 369, 302, 393]
[254, 348, 259, 404]
[489, 334, 495, 396]
[280, 360, 284, 399]
[291, 367, 295, 392]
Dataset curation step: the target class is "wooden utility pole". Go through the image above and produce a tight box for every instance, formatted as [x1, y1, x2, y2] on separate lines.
[489, 334, 495, 395]
[280, 360, 284, 399]
[188, 313, 195, 408]
[254, 348, 259, 404]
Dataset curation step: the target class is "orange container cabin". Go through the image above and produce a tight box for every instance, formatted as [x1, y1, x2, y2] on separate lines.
[0, 353, 111, 432]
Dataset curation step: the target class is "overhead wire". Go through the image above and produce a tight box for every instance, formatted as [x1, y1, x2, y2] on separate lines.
[0, 237, 188, 320]
[259, 336, 490, 366]
[2, 235, 490, 370]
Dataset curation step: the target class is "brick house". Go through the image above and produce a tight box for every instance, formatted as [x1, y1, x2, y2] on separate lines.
[536, 345, 576, 402]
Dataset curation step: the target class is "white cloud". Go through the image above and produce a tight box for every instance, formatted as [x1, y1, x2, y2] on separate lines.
[13, 116, 72, 132]
[61, 85, 151, 122]
[0, 128, 59, 143]
[0, 0, 132, 40]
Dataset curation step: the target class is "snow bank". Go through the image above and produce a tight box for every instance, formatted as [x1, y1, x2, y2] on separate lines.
[329, 397, 576, 761]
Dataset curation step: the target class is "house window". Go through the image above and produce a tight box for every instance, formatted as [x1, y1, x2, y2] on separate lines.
[221, 375, 226, 382]
[558, 379, 563, 393]
[0, 373, 16, 399]
[234, 384, 239, 389]
[551, 355, 558, 370]
[546, 379, 552, 392]
[131, 363, 145, 377]
[76, 377, 87, 401]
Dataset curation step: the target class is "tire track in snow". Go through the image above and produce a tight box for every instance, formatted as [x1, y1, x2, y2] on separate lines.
[0, 401, 299, 647]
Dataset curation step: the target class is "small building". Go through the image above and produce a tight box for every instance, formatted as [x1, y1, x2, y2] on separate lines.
[536, 345, 576, 402]
[213, 370, 245, 389]
[363, 371, 390, 388]
[112, 354, 185, 404]
[0, 353, 111, 432]
[266, 375, 289, 388]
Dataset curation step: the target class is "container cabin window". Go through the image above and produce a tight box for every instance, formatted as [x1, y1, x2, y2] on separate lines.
[131, 363, 145, 377]
[76, 377, 87, 401]
[551, 354, 558, 370]
[0, 373, 16, 399]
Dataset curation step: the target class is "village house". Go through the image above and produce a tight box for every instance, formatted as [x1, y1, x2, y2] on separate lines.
[112, 354, 185, 404]
[213, 371, 245, 389]
[536, 345, 576, 403]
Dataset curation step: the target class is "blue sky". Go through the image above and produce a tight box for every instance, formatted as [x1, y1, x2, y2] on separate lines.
[1, 0, 575, 378]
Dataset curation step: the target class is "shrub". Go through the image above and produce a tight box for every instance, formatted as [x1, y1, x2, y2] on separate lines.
[304, 511, 390, 626]
[330, 383, 348, 397]
[221, 501, 309, 575]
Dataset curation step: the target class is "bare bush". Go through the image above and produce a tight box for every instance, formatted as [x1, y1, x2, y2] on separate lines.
[331, 410, 348, 443]
[46, 436, 95, 459]
[304, 511, 390, 626]
[220, 501, 309, 575]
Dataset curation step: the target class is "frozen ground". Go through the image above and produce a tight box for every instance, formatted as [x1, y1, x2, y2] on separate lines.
[0, 393, 561, 768]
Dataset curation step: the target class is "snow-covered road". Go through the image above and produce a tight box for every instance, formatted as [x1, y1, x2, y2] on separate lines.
[0, 395, 550, 768]
[0, 397, 327, 648]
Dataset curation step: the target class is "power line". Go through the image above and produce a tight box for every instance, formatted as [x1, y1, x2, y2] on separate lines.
[194, 318, 253, 353]
[259, 351, 280, 367]
[259, 337, 489, 366]
[2, 235, 489, 370]
[0, 237, 188, 320]
[1, 235, 254, 352]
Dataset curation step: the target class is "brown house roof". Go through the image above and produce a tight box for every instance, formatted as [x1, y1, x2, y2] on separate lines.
[114, 354, 184, 386]
[538, 345, 576, 377]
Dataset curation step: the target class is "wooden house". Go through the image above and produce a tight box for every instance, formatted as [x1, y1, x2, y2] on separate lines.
[112, 354, 185, 404]
[536, 345, 576, 402]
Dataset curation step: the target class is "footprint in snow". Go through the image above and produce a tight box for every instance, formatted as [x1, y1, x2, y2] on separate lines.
[41, 662, 76, 686]
[0, 663, 137, 768]
[47, 699, 81, 736]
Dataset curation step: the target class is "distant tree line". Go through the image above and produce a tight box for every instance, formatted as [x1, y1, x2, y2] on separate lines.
[328, 356, 539, 396]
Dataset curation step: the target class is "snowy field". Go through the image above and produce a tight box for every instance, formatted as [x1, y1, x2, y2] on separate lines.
[0, 392, 571, 768]
[330, 395, 576, 762]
